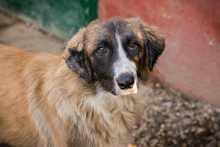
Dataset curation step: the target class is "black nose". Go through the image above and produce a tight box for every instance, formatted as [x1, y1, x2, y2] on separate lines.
[117, 73, 135, 90]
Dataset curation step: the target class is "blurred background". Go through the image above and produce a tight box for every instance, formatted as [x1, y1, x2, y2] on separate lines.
[0, 0, 219, 146]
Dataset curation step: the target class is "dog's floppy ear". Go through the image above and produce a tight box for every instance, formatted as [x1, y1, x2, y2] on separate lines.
[63, 28, 93, 83]
[66, 50, 92, 83]
[142, 23, 165, 71]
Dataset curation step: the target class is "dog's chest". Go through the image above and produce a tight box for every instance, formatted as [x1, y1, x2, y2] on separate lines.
[80, 91, 147, 146]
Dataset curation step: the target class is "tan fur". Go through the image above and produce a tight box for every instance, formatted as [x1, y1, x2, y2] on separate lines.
[0, 17, 164, 147]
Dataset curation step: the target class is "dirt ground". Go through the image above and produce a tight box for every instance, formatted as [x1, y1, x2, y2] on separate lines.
[0, 10, 66, 53]
[0, 11, 220, 147]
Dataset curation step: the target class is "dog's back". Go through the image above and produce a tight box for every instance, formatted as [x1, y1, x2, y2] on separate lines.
[0, 44, 64, 146]
[0, 44, 35, 146]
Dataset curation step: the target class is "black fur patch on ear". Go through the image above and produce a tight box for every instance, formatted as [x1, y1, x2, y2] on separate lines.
[66, 49, 92, 83]
[146, 32, 165, 71]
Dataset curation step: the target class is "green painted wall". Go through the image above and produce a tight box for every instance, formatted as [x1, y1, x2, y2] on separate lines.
[0, 0, 98, 38]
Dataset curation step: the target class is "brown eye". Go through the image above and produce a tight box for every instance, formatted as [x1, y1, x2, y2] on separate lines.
[129, 42, 137, 49]
[98, 46, 107, 53]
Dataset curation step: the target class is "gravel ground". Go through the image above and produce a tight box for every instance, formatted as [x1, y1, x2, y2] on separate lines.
[129, 82, 220, 147]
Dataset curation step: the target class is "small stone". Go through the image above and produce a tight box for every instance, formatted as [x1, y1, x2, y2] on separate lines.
[180, 133, 186, 139]
[180, 130, 187, 139]
[140, 139, 146, 146]
[144, 135, 151, 142]
[211, 116, 216, 121]
[214, 123, 219, 130]
[182, 118, 191, 126]
[167, 131, 173, 136]
[184, 111, 192, 117]
[163, 101, 172, 108]
[196, 128, 205, 134]
[175, 112, 181, 117]
[172, 132, 179, 138]
[140, 132, 145, 137]
[187, 139, 193, 145]
[191, 126, 197, 133]
[215, 131, 220, 138]
[160, 124, 165, 129]
[150, 138, 158, 146]
[207, 108, 213, 114]
[148, 96, 155, 101]
[155, 83, 160, 88]
[177, 102, 183, 107]
[191, 103, 196, 108]
[152, 106, 160, 112]
[169, 114, 177, 120]
[174, 107, 180, 111]
[216, 108, 220, 113]
[207, 136, 215, 140]
[172, 139, 178, 145]
[161, 111, 168, 116]
[184, 129, 189, 134]
[172, 123, 177, 129]
[156, 116, 165, 124]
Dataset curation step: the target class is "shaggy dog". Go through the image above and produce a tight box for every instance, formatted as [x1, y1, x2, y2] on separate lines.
[0, 17, 165, 147]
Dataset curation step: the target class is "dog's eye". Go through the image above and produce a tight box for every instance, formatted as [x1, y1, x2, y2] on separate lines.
[98, 46, 107, 53]
[129, 42, 137, 50]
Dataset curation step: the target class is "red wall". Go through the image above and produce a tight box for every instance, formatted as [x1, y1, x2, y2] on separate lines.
[99, 0, 220, 106]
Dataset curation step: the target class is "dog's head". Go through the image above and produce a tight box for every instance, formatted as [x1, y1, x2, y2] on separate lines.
[63, 17, 165, 95]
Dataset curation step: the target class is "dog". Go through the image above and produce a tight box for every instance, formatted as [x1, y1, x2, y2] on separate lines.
[0, 17, 165, 147]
